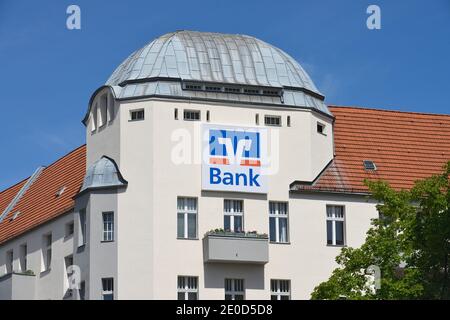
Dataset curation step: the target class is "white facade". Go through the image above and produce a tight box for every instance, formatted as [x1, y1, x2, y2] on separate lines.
[0, 31, 381, 300]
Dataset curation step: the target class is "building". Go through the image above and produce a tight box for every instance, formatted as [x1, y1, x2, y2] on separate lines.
[0, 31, 449, 300]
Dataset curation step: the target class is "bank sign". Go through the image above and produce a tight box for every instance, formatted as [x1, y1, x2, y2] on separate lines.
[202, 124, 268, 193]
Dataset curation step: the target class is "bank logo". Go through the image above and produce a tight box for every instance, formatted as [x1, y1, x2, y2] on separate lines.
[202, 125, 267, 194]
[209, 130, 261, 167]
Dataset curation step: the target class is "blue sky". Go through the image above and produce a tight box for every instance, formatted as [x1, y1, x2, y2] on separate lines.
[0, 0, 449, 190]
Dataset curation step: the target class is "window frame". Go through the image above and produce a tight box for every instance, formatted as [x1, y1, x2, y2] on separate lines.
[177, 197, 198, 240]
[269, 202, 290, 244]
[101, 278, 114, 300]
[326, 205, 346, 246]
[183, 109, 201, 121]
[42, 233, 52, 272]
[177, 276, 199, 300]
[78, 209, 87, 247]
[102, 212, 114, 242]
[317, 122, 326, 135]
[6, 250, 13, 274]
[129, 109, 145, 121]
[225, 278, 245, 300]
[224, 199, 244, 233]
[264, 115, 282, 127]
[270, 279, 291, 300]
[19, 244, 27, 272]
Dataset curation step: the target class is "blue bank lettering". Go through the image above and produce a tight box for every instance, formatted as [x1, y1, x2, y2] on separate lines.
[209, 167, 260, 187]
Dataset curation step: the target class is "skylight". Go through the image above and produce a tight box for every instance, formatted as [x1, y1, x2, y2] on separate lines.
[363, 160, 377, 171]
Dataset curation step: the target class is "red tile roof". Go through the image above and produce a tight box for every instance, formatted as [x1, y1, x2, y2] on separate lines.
[0, 145, 86, 245]
[292, 106, 450, 194]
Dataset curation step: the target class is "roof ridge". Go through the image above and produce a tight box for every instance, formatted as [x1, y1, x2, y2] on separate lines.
[329, 105, 450, 117]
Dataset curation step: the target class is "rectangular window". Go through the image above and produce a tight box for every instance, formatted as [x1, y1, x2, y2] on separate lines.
[177, 276, 198, 300]
[183, 110, 201, 121]
[265, 115, 281, 127]
[271, 279, 291, 300]
[102, 278, 114, 300]
[317, 122, 326, 134]
[102, 212, 114, 242]
[174, 108, 178, 120]
[90, 104, 98, 132]
[98, 95, 107, 128]
[287, 116, 291, 127]
[224, 200, 244, 232]
[206, 110, 210, 122]
[177, 197, 197, 239]
[42, 234, 52, 272]
[225, 279, 245, 300]
[107, 94, 115, 122]
[79, 209, 87, 247]
[255, 114, 260, 125]
[6, 250, 13, 274]
[269, 202, 289, 243]
[19, 244, 27, 272]
[65, 221, 74, 238]
[130, 109, 145, 121]
[327, 205, 345, 246]
[79, 281, 86, 300]
[64, 255, 74, 294]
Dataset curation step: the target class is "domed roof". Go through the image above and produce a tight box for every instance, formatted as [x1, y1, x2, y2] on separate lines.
[81, 157, 127, 192]
[102, 31, 330, 116]
[108, 30, 319, 92]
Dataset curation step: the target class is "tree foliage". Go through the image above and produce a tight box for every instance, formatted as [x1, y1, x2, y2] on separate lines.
[311, 162, 450, 300]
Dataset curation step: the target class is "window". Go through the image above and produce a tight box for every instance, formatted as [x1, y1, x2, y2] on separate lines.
[130, 109, 145, 121]
[19, 244, 27, 272]
[56, 186, 66, 197]
[225, 87, 241, 93]
[102, 278, 114, 300]
[79, 281, 86, 300]
[6, 250, 13, 274]
[327, 206, 345, 246]
[177, 276, 198, 300]
[177, 197, 197, 239]
[79, 209, 87, 247]
[271, 280, 291, 300]
[102, 212, 114, 242]
[64, 255, 74, 293]
[317, 122, 326, 134]
[98, 95, 107, 127]
[174, 108, 178, 120]
[269, 202, 289, 243]
[90, 104, 97, 132]
[206, 110, 210, 122]
[107, 94, 115, 122]
[183, 110, 200, 121]
[265, 115, 281, 126]
[225, 279, 245, 300]
[224, 200, 243, 232]
[244, 88, 259, 94]
[363, 160, 377, 171]
[65, 221, 74, 238]
[255, 114, 260, 125]
[287, 116, 291, 127]
[42, 234, 52, 272]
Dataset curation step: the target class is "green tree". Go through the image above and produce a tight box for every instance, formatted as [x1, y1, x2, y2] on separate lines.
[311, 162, 450, 300]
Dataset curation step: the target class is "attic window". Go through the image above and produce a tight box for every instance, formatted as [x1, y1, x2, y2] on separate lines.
[56, 186, 66, 197]
[10, 211, 20, 221]
[363, 160, 377, 171]
[224, 87, 241, 94]
[205, 86, 222, 92]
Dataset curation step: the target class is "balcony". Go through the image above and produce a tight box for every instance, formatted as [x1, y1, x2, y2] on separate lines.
[0, 272, 36, 300]
[203, 230, 269, 265]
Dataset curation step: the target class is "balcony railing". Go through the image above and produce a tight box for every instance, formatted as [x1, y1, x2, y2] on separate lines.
[203, 230, 269, 265]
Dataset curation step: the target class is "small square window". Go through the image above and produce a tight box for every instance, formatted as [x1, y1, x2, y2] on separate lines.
[130, 109, 145, 121]
[65, 221, 74, 237]
[184, 110, 201, 121]
[317, 122, 326, 134]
